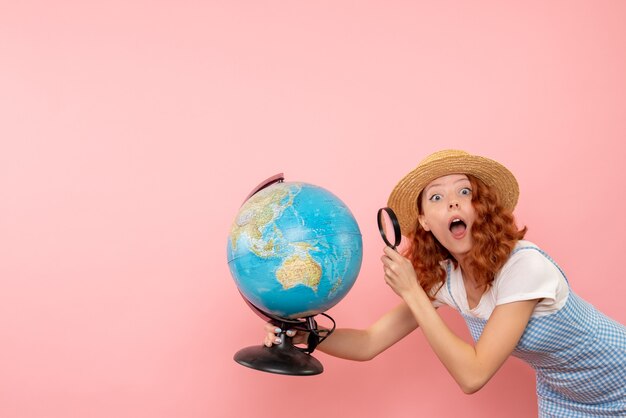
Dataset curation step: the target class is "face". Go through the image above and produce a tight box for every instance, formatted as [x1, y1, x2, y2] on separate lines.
[418, 174, 475, 261]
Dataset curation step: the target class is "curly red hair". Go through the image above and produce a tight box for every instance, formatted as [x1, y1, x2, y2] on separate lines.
[403, 175, 527, 299]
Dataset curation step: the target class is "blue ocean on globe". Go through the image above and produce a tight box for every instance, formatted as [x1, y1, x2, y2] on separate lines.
[227, 182, 363, 319]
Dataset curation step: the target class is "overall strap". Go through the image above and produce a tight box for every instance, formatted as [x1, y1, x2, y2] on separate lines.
[512, 246, 570, 285]
[445, 261, 463, 311]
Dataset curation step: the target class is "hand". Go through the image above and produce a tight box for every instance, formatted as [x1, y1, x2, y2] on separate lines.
[380, 246, 421, 299]
[263, 322, 307, 347]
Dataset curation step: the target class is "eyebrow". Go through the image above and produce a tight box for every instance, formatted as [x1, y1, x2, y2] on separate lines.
[424, 177, 470, 195]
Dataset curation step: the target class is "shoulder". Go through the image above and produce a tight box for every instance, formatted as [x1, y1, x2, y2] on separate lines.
[493, 240, 566, 309]
[500, 241, 557, 276]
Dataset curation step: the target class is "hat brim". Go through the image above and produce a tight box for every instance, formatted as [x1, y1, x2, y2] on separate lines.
[387, 154, 519, 234]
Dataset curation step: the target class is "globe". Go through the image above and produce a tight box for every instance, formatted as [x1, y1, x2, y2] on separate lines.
[227, 180, 363, 321]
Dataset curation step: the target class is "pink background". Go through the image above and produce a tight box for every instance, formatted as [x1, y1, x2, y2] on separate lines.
[1, 1, 625, 417]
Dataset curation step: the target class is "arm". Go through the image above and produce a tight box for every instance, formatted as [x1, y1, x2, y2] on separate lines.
[264, 301, 419, 361]
[318, 301, 419, 361]
[405, 290, 536, 393]
[382, 246, 538, 393]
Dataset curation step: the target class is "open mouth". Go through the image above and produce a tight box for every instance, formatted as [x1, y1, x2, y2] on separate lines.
[449, 218, 467, 237]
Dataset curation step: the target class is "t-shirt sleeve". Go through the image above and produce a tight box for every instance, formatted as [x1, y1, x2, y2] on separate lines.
[494, 249, 561, 306]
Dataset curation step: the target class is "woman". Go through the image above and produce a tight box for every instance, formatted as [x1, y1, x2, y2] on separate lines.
[265, 150, 626, 416]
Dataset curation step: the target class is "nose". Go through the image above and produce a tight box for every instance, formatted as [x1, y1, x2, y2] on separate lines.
[448, 200, 459, 210]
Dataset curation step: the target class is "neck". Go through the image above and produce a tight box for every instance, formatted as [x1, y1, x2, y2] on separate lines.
[456, 257, 477, 286]
[454, 253, 470, 271]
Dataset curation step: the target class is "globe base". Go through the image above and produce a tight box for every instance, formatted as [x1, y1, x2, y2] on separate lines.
[234, 335, 323, 376]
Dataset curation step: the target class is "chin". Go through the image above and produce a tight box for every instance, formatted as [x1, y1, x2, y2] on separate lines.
[449, 246, 472, 260]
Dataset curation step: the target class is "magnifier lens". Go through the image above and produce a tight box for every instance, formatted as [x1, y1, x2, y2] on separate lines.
[380, 211, 396, 246]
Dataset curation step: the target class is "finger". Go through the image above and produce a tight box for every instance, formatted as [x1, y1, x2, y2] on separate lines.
[265, 334, 282, 346]
[384, 245, 406, 262]
[385, 263, 398, 274]
[286, 329, 297, 337]
[380, 255, 394, 267]
[265, 323, 282, 334]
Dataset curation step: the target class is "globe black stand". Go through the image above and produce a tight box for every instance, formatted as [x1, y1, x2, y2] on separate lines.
[234, 298, 330, 376]
[234, 330, 323, 376]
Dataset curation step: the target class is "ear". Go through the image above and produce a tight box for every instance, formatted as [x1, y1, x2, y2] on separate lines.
[418, 214, 430, 231]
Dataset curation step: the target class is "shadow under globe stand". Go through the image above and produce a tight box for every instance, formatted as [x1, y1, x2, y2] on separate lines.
[227, 173, 362, 376]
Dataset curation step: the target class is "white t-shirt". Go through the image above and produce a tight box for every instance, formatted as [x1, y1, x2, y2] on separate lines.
[432, 240, 569, 319]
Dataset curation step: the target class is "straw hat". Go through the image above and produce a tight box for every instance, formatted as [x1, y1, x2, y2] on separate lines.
[387, 150, 519, 234]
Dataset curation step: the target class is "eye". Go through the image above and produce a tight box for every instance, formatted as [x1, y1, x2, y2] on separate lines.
[429, 194, 442, 202]
[460, 187, 472, 196]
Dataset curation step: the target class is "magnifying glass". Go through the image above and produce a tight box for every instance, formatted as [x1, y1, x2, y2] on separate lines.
[377, 207, 401, 250]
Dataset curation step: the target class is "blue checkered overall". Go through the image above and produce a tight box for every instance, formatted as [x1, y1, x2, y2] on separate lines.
[446, 247, 626, 417]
